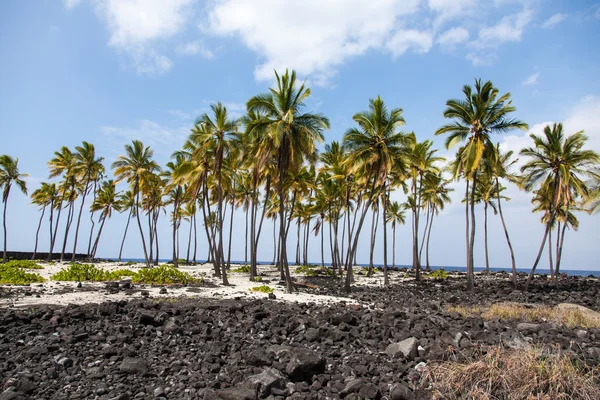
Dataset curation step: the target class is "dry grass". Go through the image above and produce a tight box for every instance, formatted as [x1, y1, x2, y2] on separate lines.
[423, 346, 600, 399]
[446, 302, 600, 329]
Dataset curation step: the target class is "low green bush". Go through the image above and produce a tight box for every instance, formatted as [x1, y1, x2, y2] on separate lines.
[251, 276, 263, 282]
[233, 265, 251, 273]
[0, 263, 45, 285]
[427, 269, 449, 279]
[51, 263, 111, 281]
[134, 264, 198, 285]
[2, 260, 43, 269]
[249, 285, 274, 293]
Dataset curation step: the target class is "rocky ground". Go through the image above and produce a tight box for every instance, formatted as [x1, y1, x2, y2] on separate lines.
[1, 273, 599, 400]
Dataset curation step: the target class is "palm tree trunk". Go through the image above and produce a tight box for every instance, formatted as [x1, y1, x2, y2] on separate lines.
[216, 153, 228, 285]
[71, 177, 90, 261]
[368, 203, 378, 276]
[272, 216, 277, 265]
[526, 176, 559, 290]
[304, 217, 311, 266]
[118, 207, 132, 262]
[296, 217, 301, 265]
[426, 212, 434, 271]
[419, 204, 431, 270]
[321, 217, 325, 269]
[32, 206, 46, 260]
[244, 204, 249, 265]
[277, 150, 293, 292]
[496, 178, 517, 285]
[154, 210, 160, 265]
[47, 199, 57, 262]
[382, 182, 390, 285]
[60, 200, 75, 262]
[186, 216, 192, 263]
[340, 210, 347, 268]
[392, 223, 396, 269]
[91, 215, 107, 259]
[548, 229, 554, 278]
[49, 194, 65, 262]
[227, 197, 235, 269]
[484, 202, 490, 274]
[173, 196, 179, 267]
[148, 212, 154, 262]
[134, 185, 150, 268]
[556, 219, 568, 277]
[86, 181, 98, 257]
[467, 172, 477, 292]
[2, 188, 9, 263]
[193, 212, 198, 263]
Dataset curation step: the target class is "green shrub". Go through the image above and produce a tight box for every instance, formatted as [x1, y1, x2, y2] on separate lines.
[427, 269, 449, 279]
[133, 264, 198, 285]
[233, 265, 251, 273]
[295, 265, 316, 274]
[0, 263, 45, 284]
[251, 276, 263, 282]
[106, 269, 138, 280]
[249, 285, 274, 293]
[51, 263, 110, 281]
[296, 264, 334, 277]
[176, 258, 187, 265]
[125, 261, 137, 266]
[2, 260, 43, 269]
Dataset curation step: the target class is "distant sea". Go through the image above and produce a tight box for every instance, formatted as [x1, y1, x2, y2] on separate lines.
[114, 258, 600, 278]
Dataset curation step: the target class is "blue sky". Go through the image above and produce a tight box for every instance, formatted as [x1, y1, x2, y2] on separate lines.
[1, 0, 599, 270]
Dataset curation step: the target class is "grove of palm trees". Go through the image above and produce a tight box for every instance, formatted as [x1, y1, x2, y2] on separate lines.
[2, 71, 600, 295]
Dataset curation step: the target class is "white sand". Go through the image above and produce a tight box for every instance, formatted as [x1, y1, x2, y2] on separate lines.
[1, 261, 393, 308]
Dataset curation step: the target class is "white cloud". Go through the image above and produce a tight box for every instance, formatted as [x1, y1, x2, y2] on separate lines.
[63, 0, 81, 9]
[385, 29, 434, 58]
[542, 13, 567, 28]
[466, 52, 495, 66]
[94, 0, 194, 75]
[437, 27, 470, 49]
[101, 120, 189, 149]
[207, 0, 421, 83]
[428, 0, 478, 26]
[522, 71, 539, 85]
[475, 7, 533, 47]
[175, 40, 215, 59]
[563, 96, 600, 153]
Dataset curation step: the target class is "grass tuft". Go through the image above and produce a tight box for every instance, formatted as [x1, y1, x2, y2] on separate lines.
[249, 285, 274, 293]
[422, 346, 600, 399]
[426, 269, 449, 279]
[447, 302, 600, 329]
[232, 265, 251, 273]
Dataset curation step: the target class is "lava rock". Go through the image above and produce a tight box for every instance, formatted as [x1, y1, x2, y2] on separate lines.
[385, 337, 419, 360]
[285, 348, 326, 382]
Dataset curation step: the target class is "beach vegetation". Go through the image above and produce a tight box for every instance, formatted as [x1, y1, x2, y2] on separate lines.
[249, 285, 274, 293]
[0, 262, 45, 284]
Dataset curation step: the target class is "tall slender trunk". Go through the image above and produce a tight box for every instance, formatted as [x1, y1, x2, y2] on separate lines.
[526, 174, 559, 290]
[496, 177, 517, 285]
[484, 202, 490, 274]
[47, 198, 58, 262]
[304, 217, 311, 266]
[227, 196, 235, 268]
[118, 208, 132, 262]
[2, 190, 9, 263]
[411, 176, 422, 281]
[272, 216, 277, 265]
[277, 151, 293, 292]
[48, 193, 65, 262]
[392, 224, 396, 269]
[320, 216, 325, 268]
[382, 182, 389, 285]
[556, 218, 568, 277]
[32, 206, 46, 260]
[154, 210, 159, 265]
[467, 171, 478, 292]
[419, 204, 431, 270]
[71, 176, 90, 261]
[425, 212, 434, 271]
[186, 215, 192, 263]
[341, 209, 347, 268]
[245, 204, 249, 265]
[548, 228, 554, 278]
[148, 212, 154, 263]
[60, 200, 75, 262]
[172, 194, 179, 268]
[193, 212, 198, 263]
[216, 151, 228, 285]
[134, 184, 150, 268]
[87, 181, 98, 257]
[90, 215, 107, 259]
[296, 217, 301, 266]
[368, 203, 378, 276]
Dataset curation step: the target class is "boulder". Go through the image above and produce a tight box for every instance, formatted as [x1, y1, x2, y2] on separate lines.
[385, 337, 419, 360]
[390, 383, 415, 400]
[516, 323, 541, 334]
[244, 368, 287, 398]
[285, 348, 326, 382]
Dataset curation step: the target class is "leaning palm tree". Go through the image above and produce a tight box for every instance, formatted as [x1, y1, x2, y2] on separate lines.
[30, 182, 55, 260]
[112, 141, 160, 268]
[117, 190, 135, 262]
[420, 174, 453, 271]
[0, 155, 28, 262]
[246, 69, 330, 292]
[342, 95, 407, 290]
[520, 123, 599, 288]
[385, 200, 406, 270]
[71, 141, 105, 261]
[164, 155, 187, 268]
[89, 180, 121, 259]
[435, 79, 528, 292]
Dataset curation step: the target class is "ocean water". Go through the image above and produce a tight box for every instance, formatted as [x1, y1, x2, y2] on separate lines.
[114, 258, 600, 278]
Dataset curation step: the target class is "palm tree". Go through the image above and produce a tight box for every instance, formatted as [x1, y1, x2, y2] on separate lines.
[520, 123, 599, 288]
[112, 140, 160, 268]
[247, 70, 330, 292]
[385, 200, 406, 269]
[435, 79, 528, 291]
[584, 167, 600, 214]
[89, 180, 121, 259]
[421, 175, 453, 271]
[195, 102, 239, 284]
[471, 170, 499, 274]
[30, 182, 55, 260]
[0, 155, 28, 262]
[342, 96, 406, 290]
[164, 155, 187, 268]
[71, 142, 105, 261]
[406, 135, 442, 279]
